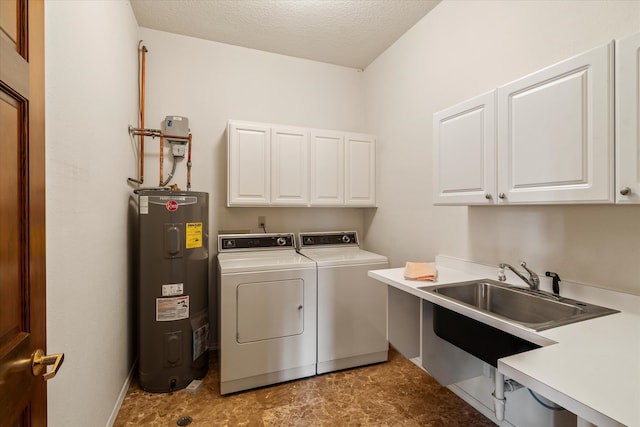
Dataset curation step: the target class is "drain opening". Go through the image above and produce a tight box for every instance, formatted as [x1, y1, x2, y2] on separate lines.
[177, 415, 192, 426]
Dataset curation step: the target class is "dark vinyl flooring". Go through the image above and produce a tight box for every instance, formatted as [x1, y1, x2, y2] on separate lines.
[114, 347, 495, 426]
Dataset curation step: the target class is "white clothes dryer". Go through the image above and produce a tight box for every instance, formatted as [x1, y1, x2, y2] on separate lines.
[217, 233, 317, 394]
[297, 231, 389, 374]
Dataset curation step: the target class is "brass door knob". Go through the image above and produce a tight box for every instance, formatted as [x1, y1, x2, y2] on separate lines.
[31, 349, 64, 381]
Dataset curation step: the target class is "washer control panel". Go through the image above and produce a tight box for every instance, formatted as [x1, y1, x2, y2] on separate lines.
[298, 231, 359, 248]
[218, 233, 295, 252]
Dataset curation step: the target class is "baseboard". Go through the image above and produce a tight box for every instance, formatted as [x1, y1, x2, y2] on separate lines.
[105, 360, 137, 427]
[317, 350, 388, 374]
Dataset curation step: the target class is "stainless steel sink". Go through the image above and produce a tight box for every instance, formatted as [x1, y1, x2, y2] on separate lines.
[419, 279, 619, 331]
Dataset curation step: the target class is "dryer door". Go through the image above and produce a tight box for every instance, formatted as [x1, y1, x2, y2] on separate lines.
[237, 280, 304, 343]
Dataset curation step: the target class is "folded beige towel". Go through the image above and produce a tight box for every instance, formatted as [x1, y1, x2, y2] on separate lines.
[403, 262, 437, 281]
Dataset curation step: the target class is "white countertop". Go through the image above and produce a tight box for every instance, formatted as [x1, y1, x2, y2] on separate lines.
[369, 263, 640, 427]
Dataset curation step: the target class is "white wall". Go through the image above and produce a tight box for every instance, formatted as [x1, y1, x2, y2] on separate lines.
[363, 0, 640, 296]
[45, 1, 139, 426]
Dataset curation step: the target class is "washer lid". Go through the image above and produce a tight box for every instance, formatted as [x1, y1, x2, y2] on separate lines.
[217, 250, 316, 273]
[299, 247, 388, 267]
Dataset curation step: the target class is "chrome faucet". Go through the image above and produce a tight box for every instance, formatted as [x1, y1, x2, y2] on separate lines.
[498, 261, 540, 290]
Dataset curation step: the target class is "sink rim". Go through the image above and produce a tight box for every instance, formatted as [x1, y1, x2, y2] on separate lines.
[432, 280, 584, 324]
[418, 279, 619, 332]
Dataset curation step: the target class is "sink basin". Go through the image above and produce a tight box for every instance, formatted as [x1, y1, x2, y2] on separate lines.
[420, 279, 619, 331]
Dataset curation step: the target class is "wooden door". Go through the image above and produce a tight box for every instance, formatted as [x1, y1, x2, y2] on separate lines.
[497, 42, 614, 204]
[0, 0, 48, 425]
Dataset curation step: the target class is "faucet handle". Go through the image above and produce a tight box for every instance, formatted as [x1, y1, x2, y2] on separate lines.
[497, 265, 506, 281]
[519, 261, 534, 274]
[519, 261, 540, 288]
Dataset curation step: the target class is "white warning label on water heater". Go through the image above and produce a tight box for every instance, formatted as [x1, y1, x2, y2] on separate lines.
[162, 283, 184, 296]
[139, 196, 149, 215]
[156, 296, 189, 321]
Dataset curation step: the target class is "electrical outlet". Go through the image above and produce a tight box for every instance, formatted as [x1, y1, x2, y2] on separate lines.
[258, 216, 266, 229]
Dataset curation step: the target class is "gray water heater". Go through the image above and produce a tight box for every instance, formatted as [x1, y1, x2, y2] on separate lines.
[137, 189, 209, 392]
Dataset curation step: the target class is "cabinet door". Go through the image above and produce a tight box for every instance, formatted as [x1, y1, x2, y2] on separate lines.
[345, 133, 376, 206]
[271, 127, 309, 206]
[227, 121, 270, 206]
[616, 32, 640, 204]
[310, 131, 344, 205]
[497, 42, 614, 204]
[433, 91, 496, 205]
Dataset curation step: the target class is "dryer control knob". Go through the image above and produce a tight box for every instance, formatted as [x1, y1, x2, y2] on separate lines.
[341, 235, 351, 243]
[276, 237, 287, 246]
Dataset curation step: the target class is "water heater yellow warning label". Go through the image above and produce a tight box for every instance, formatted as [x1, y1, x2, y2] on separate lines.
[186, 222, 203, 249]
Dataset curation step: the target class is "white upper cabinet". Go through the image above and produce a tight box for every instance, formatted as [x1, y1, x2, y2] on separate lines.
[616, 32, 640, 204]
[228, 120, 376, 207]
[433, 91, 496, 205]
[310, 131, 345, 205]
[271, 126, 309, 206]
[497, 42, 614, 204]
[227, 121, 271, 206]
[345, 133, 376, 206]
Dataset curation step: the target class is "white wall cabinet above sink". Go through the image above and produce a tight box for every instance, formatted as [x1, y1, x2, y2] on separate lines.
[433, 91, 496, 205]
[433, 40, 624, 205]
[497, 42, 614, 204]
[616, 32, 640, 204]
[228, 120, 376, 207]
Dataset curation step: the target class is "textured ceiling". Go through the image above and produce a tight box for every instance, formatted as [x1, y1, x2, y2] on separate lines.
[130, 0, 441, 69]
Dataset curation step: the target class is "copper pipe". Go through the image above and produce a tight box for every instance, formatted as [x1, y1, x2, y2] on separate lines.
[130, 124, 191, 188]
[131, 129, 161, 137]
[187, 133, 193, 191]
[127, 43, 148, 185]
[131, 128, 189, 141]
[139, 44, 148, 183]
[159, 135, 164, 186]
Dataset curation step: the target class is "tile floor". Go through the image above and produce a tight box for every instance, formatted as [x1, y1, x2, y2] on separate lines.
[114, 348, 495, 426]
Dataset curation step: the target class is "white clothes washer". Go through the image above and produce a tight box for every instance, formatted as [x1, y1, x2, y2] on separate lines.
[217, 233, 317, 394]
[297, 231, 389, 374]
